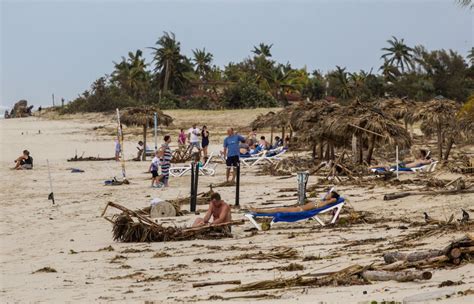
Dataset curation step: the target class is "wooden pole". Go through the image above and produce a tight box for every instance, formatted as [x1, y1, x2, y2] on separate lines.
[116, 109, 127, 179]
[154, 112, 158, 151]
[190, 161, 196, 212]
[396, 145, 399, 179]
[47, 159, 55, 204]
[235, 161, 240, 206]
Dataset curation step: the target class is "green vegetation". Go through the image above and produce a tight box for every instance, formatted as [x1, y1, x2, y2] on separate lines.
[63, 32, 474, 113]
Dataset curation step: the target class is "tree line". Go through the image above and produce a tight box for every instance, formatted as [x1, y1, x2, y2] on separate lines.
[63, 32, 474, 113]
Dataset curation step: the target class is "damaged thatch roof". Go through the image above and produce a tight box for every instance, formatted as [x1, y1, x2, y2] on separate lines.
[120, 106, 173, 127]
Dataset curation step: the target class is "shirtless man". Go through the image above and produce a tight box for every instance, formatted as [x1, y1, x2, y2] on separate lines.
[192, 192, 232, 227]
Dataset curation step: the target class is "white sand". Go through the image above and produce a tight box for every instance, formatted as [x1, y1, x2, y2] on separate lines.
[0, 115, 473, 303]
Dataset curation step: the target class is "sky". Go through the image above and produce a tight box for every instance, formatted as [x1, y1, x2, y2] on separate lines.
[0, 0, 472, 109]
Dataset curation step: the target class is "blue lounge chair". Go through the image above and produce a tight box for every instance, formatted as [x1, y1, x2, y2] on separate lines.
[245, 197, 345, 230]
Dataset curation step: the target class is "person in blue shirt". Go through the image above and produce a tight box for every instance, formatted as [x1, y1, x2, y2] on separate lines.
[223, 128, 246, 183]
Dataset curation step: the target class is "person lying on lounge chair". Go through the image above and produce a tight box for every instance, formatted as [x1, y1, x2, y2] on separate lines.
[370, 149, 432, 171]
[192, 192, 232, 227]
[249, 191, 340, 214]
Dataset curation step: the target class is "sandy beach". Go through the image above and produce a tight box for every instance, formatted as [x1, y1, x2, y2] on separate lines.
[0, 111, 473, 304]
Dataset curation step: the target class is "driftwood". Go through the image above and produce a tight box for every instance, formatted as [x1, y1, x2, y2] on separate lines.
[193, 280, 241, 288]
[362, 270, 432, 282]
[382, 234, 474, 270]
[68, 156, 115, 162]
[384, 189, 474, 200]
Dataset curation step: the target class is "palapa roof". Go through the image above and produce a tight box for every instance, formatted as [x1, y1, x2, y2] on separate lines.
[375, 97, 418, 121]
[321, 101, 411, 148]
[120, 106, 173, 127]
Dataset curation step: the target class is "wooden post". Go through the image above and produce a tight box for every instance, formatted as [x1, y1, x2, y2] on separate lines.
[351, 134, 357, 163]
[142, 124, 147, 161]
[270, 126, 274, 146]
[235, 161, 240, 207]
[190, 161, 196, 212]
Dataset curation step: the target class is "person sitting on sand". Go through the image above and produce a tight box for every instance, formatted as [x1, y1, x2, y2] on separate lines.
[13, 150, 33, 170]
[135, 141, 145, 160]
[192, 192, 232, 227]
[370, 149, 432, 171]
[248, 191, 340, 214]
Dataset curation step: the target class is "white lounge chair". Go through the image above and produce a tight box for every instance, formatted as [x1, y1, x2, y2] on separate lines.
[241, 147, 287, 167]
[169, 153, 216, 177]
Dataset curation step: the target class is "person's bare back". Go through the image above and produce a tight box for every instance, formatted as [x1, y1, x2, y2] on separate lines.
[192, 192, 232, 227]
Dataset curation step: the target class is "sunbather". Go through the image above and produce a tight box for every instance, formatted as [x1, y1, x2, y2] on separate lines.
[249, 191, 340, 214]
[371, 149, 432, 171]
[192, 192, 232, 227]
[13, 150, 33, 170]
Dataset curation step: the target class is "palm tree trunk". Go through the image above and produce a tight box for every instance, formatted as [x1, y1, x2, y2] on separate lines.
[312, 142, 317, 160]
[366, 134, 376, 165]
[444, 138, 454, 161]
[281, 127, 285, 142]
[436, 124, 443, 160]
[318, 143, 324, 160]
[142, 124, 147, 161]
[330, 143, 335, 160]
[325, 143, 330, 161]
[163, 60, 170, 93]
[352, 134, 357, 162]
[270, 126, 274, 145]
[358, 134, 363, 164]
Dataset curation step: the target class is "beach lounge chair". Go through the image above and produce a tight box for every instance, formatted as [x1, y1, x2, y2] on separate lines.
[169, 153, 216, 177]
[244, 197, 345, 231]
[371, 160, 438, 174]
[241, 147, 287, 167]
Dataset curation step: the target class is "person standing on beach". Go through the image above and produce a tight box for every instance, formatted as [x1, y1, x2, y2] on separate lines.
[188, 124, 201, 154]
[158, 135, 173, 187]
[201, 125, 210, 160]
[223, 128, 246, 183]
[178, 129, 187, 148]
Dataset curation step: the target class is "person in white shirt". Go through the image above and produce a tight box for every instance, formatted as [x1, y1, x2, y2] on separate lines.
[188, 124, 202, 153]
[148, 151, 161, 187]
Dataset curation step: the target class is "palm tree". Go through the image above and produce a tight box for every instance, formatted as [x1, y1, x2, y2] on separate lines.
[381, 36, 414, 72]
[379, 60, 400, 82]
[457, 0, 473, 9]
[150, 32, 183, 93]
[328, 66, 351, 99]
[192, 48, 213, 80]
[467, 47, 474, 66]
[252, 43, 273, 58]
[111, 49, 149, 100]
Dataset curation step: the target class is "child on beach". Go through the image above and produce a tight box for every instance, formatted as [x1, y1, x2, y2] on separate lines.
[149, 151, 162, 188]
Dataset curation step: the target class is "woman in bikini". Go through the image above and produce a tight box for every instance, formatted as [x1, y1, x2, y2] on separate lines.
[249, 191, 340, 214]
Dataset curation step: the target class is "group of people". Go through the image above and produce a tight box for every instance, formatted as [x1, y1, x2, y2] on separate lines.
[178, 124, 210, 160]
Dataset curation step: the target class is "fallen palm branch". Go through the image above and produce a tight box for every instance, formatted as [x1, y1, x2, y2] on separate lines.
[67, 155, 115, 162]
[231, 247, 299, 261]
[383, 189, 474, 201]
[102, 201, 243, 242]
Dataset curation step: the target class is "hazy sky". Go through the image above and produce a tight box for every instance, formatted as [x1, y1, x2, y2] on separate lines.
[1, 0, 472, 109]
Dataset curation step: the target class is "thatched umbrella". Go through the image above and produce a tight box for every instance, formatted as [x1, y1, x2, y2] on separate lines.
[319, 101, 411, 164]
[375, 97, 418, 131]
[411, 97, 461, 160]
[289, 100, 341, 159]
[120, 106, 173, 160]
